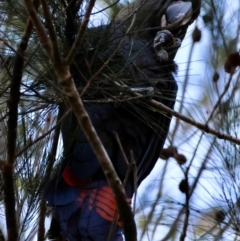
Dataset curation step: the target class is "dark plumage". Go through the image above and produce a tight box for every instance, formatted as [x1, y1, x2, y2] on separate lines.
[43, 1, 201, 240]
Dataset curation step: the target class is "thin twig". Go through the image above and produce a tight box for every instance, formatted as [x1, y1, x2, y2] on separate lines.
[207, 73, 233, 122]
[16, 108, 71, 158]
[179, 175, 190, 241]
[78, 0, 154, 99]
[130, 150, 137, 214]
[37, 200, 46, 241]
[79, 8, 139, 98]
[161, 207, 185, 241]
[190, 138, 216, 197]
[65, 0, 96, 65]
[37, 106, 62, 195]
[113, 131, 129, 166]
[3, 17, 33, 241]
[111, 132, 136, 239]
[40, 0, 61, 61]
[171, 41, 195, 143]
[140, 160, 169, 240]
[151, 207, 165, 240]
[180, 138, 216, 241]
[210, 0, 228, 52]
[24, 0, 52, 57]
[149, 98, 240, 145]
[179, 134, 206, 241]
[0, 38, 60, 91]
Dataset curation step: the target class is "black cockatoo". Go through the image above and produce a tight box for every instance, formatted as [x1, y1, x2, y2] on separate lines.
[43, 0, 201, 240]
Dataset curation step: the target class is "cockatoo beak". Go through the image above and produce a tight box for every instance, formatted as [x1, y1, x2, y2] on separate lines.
[165, 1, 193, 27]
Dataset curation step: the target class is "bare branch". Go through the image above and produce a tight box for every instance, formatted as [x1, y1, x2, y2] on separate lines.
[149, 98, 240, 145]
[59, 75, 137, 241]
[24, 1, 137, 238]
[40, 0, 61, 61]
[140, 160, 168, 240]
[207, 72, 233, 122]
[65, 0, 96, 65]
[37, 106, 62, 194]
[171, 41, 195, 143]
[3, 17, 33, 241]
[37, 200, 46, 241]
[24, 0, 52, 57]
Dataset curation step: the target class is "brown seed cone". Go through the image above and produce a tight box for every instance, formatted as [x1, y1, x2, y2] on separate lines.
[175, 154, 187, 165]
[192, 26, 202, 43]
[224, 52, 240, 73]
[213, 71, 220, 82]
[179, 179, 189, 193]
[160, 148, 174, 159]
[215, 210, 225, 223]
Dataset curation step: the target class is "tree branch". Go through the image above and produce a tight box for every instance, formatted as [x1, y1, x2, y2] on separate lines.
[3, 17, 33, 241]
[40, 0, 61, 61]
[59, 75, 137, 241]
[207, 72, 233, 122]
[24, 0, 52, 57]
[37, 200, 46, 241]
[149, 99, 240, 145]
[24, 1, 137, 239]
[65, 0, 96, 65]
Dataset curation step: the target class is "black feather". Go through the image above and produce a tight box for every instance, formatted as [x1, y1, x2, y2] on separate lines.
[43, 1, 201, 240]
